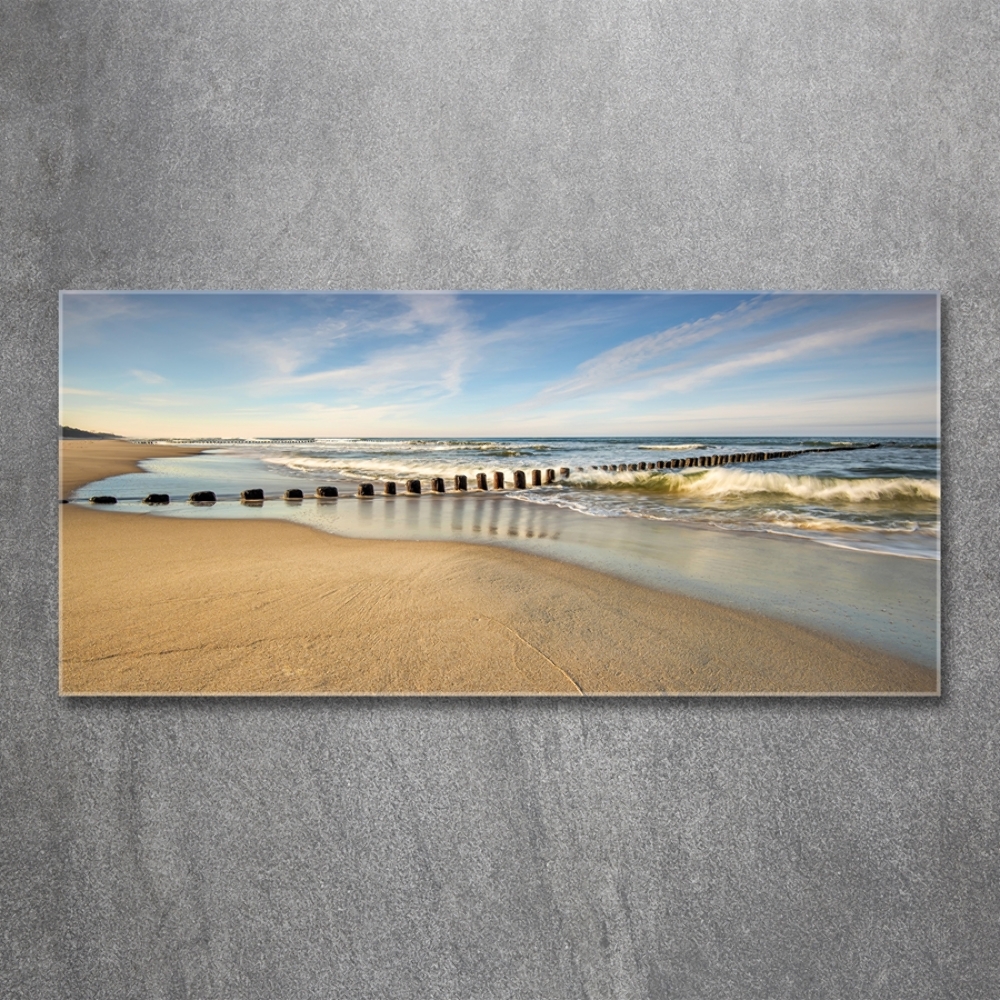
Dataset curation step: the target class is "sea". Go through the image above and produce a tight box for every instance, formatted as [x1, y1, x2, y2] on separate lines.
[69, 436, 940, 669]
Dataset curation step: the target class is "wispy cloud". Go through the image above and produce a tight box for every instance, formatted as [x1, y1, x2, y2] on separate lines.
[242, 295, 482, 398]
[393, 293, 467, 332]
[226, 294, 473, 389]
[129, 369, 167, 384]
[533, 294, 935, 404]
[59, 291, 939, 437]
[231, 318, 350, 376]
[61, 293, 153, 327]
[618, 382, 939, 435]
[61, 386, 109, 397]
[255, 328, 475, 399]
[532, 295, 800, 401]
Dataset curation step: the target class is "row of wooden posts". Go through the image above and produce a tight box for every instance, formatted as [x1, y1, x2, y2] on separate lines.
[83, 444, 876, 505]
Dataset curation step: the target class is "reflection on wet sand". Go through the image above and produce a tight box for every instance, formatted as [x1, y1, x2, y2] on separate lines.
[69, 460, 935, 668]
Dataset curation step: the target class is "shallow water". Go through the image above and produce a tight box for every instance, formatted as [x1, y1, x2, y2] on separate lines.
[70, 449, 940, 669]
[147, 435, 939, 559]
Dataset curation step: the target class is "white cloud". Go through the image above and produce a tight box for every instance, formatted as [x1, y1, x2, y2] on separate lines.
[129, 369, 167, 384]
[233, 318, 351, 376]
[255, 327, 475, 399]
[620, 384, 940, 435]
[533, 294, 936, 404]
[394, 293, 467, 331]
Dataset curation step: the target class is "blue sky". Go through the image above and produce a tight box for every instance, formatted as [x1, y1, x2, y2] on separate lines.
[60, 291, 939, 437]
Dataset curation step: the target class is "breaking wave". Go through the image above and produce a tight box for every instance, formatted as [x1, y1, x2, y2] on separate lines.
[572, 467, 940, 505]
[636, 443, 704, 450]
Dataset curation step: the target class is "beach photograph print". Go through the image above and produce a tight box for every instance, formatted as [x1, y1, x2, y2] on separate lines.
[59, 291, 940, 696]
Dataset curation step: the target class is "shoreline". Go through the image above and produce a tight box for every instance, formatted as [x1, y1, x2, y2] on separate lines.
[59, 441, 938, 696]
[60, 439, 208, 498]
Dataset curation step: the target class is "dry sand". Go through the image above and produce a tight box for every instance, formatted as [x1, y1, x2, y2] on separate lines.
[59, 441, 937, 696]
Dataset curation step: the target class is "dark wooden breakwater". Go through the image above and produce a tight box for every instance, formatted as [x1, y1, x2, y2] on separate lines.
[78, 444, 879, 505]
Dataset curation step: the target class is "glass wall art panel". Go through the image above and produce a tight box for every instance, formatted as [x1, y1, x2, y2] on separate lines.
[59, 291, 940, 696]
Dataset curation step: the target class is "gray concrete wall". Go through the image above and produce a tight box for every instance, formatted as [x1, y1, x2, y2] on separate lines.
[2, 3, 997, 997]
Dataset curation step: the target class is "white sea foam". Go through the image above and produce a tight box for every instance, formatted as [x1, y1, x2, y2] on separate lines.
[571, 467, 940, 504]
[636, 443, 704, 450]
[261, 454, 555, 481]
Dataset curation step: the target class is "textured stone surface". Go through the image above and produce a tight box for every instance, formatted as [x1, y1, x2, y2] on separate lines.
[2, 2, 998, 997]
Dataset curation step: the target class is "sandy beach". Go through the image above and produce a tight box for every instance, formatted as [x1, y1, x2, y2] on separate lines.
[59, 441, 937, 695]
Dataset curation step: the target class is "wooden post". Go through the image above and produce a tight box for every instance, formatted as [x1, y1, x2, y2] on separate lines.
[315, 486, 338, 498]
[514, 470, 526, 489]
[284, 488, 304, 499]
[656, 460, 664, 469]
[406, 479, 421, 495]
[384, 481, 397, 495]
[454, 475, 468, 491]
[190, 491, 216, 502]
[142, 494, 170, 504]
[476, 473, 488, 490]
[89, 495, 117, 504]
[559, 467, 570, 478]
[531, 470, 542, 486]
[431, 477, 445, 493]
[357, 482, 374, 497]
[492, 472, 505, 489]
[546, 469, 557, 482]
[241, 488, 264, 501]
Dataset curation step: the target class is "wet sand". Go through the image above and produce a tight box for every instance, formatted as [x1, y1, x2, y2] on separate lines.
[61, 440, 208, 498]
[59, 442, 937, 695]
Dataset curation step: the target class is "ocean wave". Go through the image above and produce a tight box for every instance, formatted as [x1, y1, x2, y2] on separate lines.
[636, 443, 704, 450]
[245, 438, 540, 452]
[261, 454, 558, 479]
[570, 467, 940, 504]
[307, 438, 554, 453]
[758, 531, 939, 560]
[753, 510, 937, 535]
[515, 492, 939, 557]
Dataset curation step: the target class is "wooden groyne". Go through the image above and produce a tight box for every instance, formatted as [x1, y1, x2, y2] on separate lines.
[73, 444, 880, 505]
